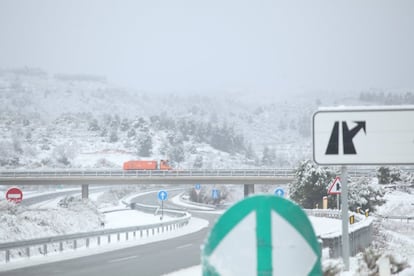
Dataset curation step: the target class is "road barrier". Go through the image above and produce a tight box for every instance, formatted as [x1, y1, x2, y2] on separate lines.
[0, 212, 191, 263]
[305, 209, 374, 258]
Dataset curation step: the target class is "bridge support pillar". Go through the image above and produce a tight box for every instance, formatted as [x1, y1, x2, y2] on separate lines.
[244, 184, 255, 197]
[81, 184, 89, 199]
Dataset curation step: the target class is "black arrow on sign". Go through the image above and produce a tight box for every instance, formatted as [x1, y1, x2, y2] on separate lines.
[342, 121, 366, 154]
[325, 121, 366, 155]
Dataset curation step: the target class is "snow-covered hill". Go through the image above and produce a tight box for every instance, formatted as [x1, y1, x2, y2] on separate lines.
[1, 67, 411, 170]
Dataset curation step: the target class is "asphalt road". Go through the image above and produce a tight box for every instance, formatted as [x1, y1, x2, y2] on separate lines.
[1, 189, 219, 276]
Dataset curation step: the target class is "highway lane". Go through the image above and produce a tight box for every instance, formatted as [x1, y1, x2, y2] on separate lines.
[1, 189, 220, 276]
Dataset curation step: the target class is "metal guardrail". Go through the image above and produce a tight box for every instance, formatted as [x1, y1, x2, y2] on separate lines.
[0, 169, 296, 178]
[377, 215, 414, 222]
[0, 167, 383, 178]
[0, 212, 191, 263]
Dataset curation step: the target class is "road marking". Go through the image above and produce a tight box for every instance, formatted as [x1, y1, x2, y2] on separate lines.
[108, 255, 139, 263]
[176, 243, 192, 250]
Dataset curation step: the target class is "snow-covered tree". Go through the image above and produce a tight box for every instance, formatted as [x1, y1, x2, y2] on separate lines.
[52, 142, 79, 167]
[136, 132, 152, 157]
[377, 166, 402, 184]
[262, 146, 276, 166]
[348, 177, 386, 212]
[193, 155, 203, 169]
[288, 160, 335, 209]
[168, 144, 185, 166]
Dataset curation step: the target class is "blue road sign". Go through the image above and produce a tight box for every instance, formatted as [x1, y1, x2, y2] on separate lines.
[212, 189, 219, 199]
[274, 188, 285, 197]
[195, 184, 201, 190]
[158, 190, 168, 201]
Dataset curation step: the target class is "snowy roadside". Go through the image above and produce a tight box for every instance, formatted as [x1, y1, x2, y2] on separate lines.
[165, 189, 414, 276]
[0, 188, 209, 272]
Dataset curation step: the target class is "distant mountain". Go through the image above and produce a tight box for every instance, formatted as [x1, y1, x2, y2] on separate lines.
[0, 67, 405, 170]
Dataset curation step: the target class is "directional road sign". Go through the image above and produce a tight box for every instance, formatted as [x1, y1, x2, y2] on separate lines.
[157, 190, 168, 201]
[212, 189, 219, 199]
[6, 187, 23, 203]
[328, 177, 341, 195]
[274, 188, 285, 197]
[313, 106, 414, 165]
[195, 184, 201, 190]
[202, 195, 322, 275]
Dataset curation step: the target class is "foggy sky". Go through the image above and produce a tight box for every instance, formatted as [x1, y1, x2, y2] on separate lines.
[1, 0, 413, 94]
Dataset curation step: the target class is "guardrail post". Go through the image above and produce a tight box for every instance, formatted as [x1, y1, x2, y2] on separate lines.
[43, 244, 47, 255]
[97, 236, 101, 246]
[86, 238, 90, 248]
[108, 235, 111, 243]
[73, 240, 77, 250]
[117, 233, 120, 242]
[26, 247, 30, 258]
[5, 249, 10, 263]
[126, 232, 129, 241]
[59, 241, 63, 251]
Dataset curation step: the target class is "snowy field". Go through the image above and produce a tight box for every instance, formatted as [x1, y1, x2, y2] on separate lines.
[0, 186, 413, 275]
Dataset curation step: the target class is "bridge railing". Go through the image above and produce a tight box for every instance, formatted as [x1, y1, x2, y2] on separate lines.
[0, 167, 383, 178]
[0, 169, 296, 178]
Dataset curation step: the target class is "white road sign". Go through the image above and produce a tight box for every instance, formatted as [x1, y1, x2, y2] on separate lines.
[202, 195, 322, 275]
[313, 106, 414, 165]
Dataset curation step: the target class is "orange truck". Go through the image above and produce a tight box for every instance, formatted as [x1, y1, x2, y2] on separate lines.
[123, 160, 172, 170]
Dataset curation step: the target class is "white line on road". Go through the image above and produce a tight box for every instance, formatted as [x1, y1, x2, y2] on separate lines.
[176, 244, 192, 250]
[108, 255, 139, 263]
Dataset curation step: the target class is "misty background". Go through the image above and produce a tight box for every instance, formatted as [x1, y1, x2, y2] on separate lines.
[1, 0, 414, 94]
[1, 1, 414, 170]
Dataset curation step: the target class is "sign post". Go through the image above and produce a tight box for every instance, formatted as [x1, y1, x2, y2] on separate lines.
[6, 187, 23, 203]
[202, 195, 322, 275]
[195, 184, 201, 202]
[157, 190, 168, 220]
[341, 166, 350, 269]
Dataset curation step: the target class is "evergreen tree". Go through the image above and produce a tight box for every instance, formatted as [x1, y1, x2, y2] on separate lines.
[377, 167, 391, 184]
[245, 143, 257, 160]
[288, 160, 335, 209]
[193, 155, 203, 169]
[88, 118, 100, 131]
[136, 132, 152, 157]
[109, 129, 118, 143]
[348, 177, 386, 212]
[120, 118, 130, 131]
[168, 143, 185, 165]
[262, 146, 276, 166]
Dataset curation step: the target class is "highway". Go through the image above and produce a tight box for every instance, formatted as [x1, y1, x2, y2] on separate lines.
[0, 190, 219, 276]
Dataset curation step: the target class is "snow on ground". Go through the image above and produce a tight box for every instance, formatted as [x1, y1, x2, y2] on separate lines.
[0, 188, 209, 272]
[1, 187, 413, 275]
[166, 189, 414, 276]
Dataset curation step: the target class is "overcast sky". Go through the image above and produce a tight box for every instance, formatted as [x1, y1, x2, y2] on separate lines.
[1, 0, 413, 94]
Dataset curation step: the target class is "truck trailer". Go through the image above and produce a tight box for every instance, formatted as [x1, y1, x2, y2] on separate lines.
[123, 160, 172, 170]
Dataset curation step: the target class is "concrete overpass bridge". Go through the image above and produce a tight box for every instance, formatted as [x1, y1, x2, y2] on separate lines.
[0, 169, 296, 198]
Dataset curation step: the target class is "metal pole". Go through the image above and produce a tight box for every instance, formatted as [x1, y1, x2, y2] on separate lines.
[341, 166, 350, 270]
[337, 194, 340, 210]
[161, 200, 164, 220]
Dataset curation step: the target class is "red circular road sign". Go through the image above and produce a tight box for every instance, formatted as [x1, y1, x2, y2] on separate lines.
[6, 187, 23, 203]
